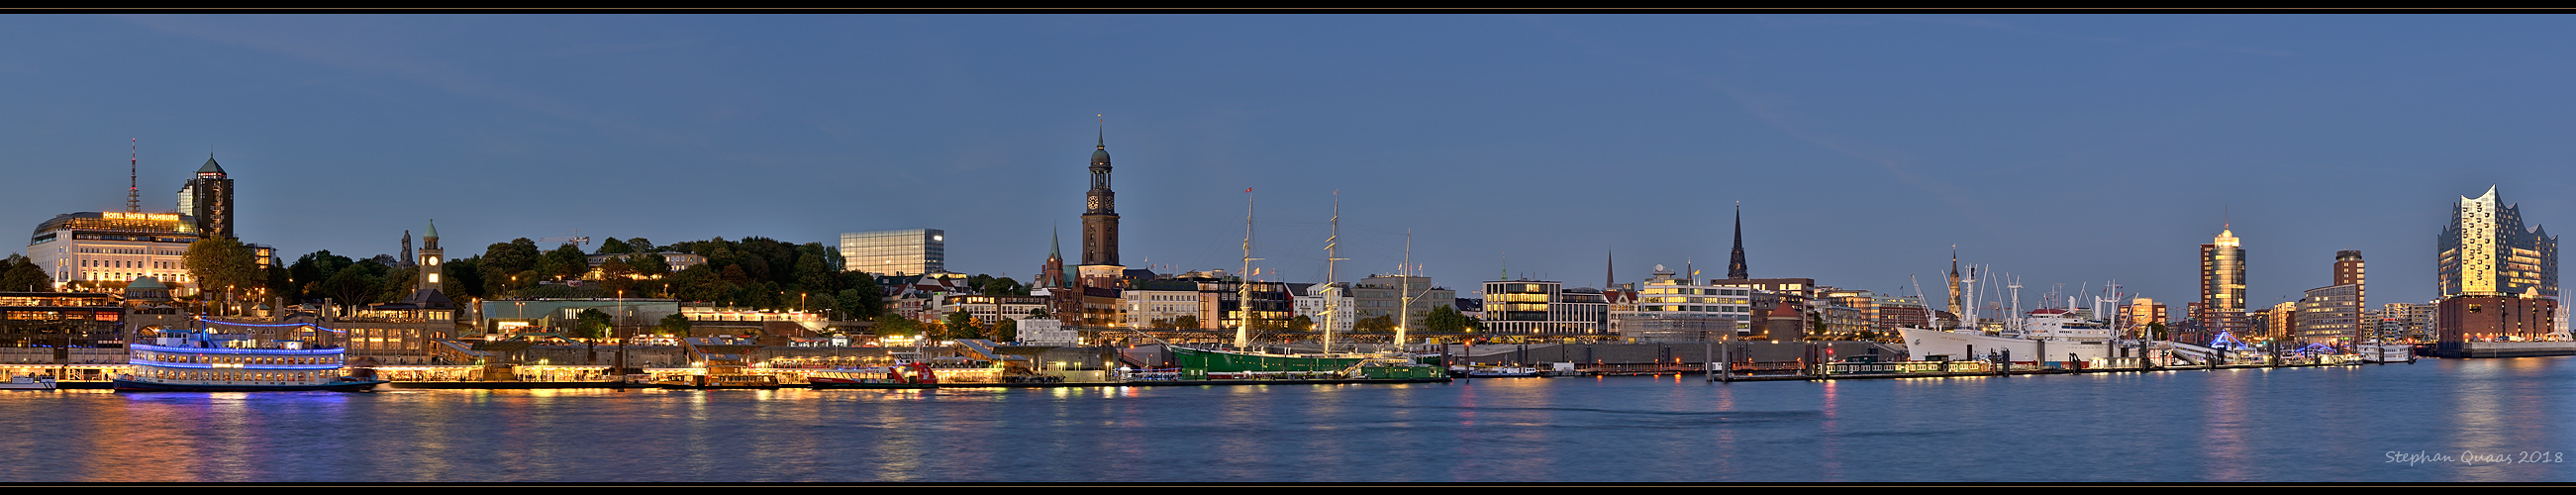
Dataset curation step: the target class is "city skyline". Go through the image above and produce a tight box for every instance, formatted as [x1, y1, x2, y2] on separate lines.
[3, 16, 2572, 310]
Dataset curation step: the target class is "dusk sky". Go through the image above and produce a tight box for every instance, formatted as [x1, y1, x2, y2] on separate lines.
[3, 15, 2570, 312]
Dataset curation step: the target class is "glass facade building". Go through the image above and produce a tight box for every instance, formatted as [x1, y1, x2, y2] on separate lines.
[838, 229, 943, 276]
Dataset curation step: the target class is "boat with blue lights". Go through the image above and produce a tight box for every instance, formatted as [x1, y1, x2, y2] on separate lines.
[113, 321, 386, 392]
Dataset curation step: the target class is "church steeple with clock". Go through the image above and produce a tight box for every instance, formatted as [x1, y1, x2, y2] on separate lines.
[1078, 129, 1124, 287]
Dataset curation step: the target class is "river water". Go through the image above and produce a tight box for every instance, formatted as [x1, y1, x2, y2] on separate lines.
[2, 357, 2569, 483]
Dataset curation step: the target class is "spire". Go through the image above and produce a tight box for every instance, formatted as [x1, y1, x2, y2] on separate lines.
[1605, 247, 1615, 290]
[1727, 203, 1748, 279]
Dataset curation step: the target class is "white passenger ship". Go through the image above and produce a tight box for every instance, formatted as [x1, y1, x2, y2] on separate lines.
[113, 324, 385, 392]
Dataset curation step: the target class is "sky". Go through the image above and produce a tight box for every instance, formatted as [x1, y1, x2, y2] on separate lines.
[1, 15, 2569, 313]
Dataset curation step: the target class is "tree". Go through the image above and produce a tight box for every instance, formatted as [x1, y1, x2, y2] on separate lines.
[442, 256, 484, 300]
[539, 244, 591, 280]
[1172, 314, 1200, 330]
[944, 310, 984, 340]
[571, 309, 613, 363]
[1354, 315, 1398, 334]
[1287, 315, 1315, 332]
[317, 267, 382, 313]
[596, 238, 634, 255]
[624, 238, 656, 253]
[479, 239, 540, 296]
[1424, 305, 1482, 334]
[628, 252, 670, 280]
[0, 254, 53, 292]
[671, 264, 728, 303]
[992, 318, 1019, 343]
[379, 265, 418, 304]
[183, 238, 261, 314]
[873, 314, 920, 338]
[656, 313, 694, 337]
[597, 257, 637, 293]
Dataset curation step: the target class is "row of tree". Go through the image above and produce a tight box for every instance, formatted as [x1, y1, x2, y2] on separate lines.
[264, 236, 889, 321]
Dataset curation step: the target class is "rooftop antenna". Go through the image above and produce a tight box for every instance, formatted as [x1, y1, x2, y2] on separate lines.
[127, 139, 140, 213]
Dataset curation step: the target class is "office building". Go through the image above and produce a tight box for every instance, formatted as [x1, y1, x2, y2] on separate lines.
[839, 229, 944, 276]
[1479, 279, 1610, 340]
[174, 155, 235, 241]
[2296, 284, 2361, 346]
[2198, 228, 2251, 341]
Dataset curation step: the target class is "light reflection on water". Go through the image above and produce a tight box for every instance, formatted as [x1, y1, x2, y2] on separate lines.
[2, 358, 2573, 482]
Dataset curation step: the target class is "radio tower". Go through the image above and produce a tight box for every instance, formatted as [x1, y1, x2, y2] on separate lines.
[127, 139, 141, 213]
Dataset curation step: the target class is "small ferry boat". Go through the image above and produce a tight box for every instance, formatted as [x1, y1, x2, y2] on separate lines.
[1453, 364, 1542, 378]
[807, 361, 939, 390]
[114, 325, 385, 392]
[1, 375, 56, 391]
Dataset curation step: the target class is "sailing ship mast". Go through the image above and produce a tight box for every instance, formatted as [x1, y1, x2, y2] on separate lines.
[1323, 191, 1346, 353]
[1396, 230, 1414, 349]
[1237, 190, 1260, 349]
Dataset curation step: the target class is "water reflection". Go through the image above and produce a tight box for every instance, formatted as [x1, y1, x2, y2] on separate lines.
[7, 359, 2576, 482]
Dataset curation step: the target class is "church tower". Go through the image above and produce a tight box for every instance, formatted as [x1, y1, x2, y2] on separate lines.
[1078, 130, 1125, 288]
[1727, 204, 1749, 279]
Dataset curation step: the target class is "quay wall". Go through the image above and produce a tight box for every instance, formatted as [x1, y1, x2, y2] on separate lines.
[2435, 342, 2576, 358]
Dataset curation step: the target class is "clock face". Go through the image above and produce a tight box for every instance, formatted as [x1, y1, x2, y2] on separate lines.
[1088, 197, 1101, 210]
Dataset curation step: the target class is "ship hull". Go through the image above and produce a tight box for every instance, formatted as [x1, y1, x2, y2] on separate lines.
[113, 378, 385, 392]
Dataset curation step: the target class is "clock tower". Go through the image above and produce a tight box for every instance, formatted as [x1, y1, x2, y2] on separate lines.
[1079, 131, 1124, 288]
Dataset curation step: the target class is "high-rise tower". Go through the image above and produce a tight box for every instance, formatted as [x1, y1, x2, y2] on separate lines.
[2334, 249, 2365, 313]
[1078, 131, 1124, 288]
[1727, 205, 1748, 280]
[175, 154, 234, 240]
[2439, 186, 2559, 298]
[2199, 228, 2249, 339]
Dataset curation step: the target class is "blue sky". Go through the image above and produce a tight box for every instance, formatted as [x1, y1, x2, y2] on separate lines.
[2, 15, 2568, 312]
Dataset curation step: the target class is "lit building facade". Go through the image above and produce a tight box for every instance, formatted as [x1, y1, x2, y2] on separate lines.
[838, 229, 944, 276]
[2335, 249, 2366, 318]
[2119, 297, 2169, 339]
[27, 212, 200, 293]
[2438, 186, 2557, 299]
[1478, 280, 1610, 340]
[2296, 284, 2362, 346]
[2372, 302, 2435, 343]
[2199, 229, 2250, 341]
[1611, 265, 1749, 343]
[2435, 186, 2561, 346]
